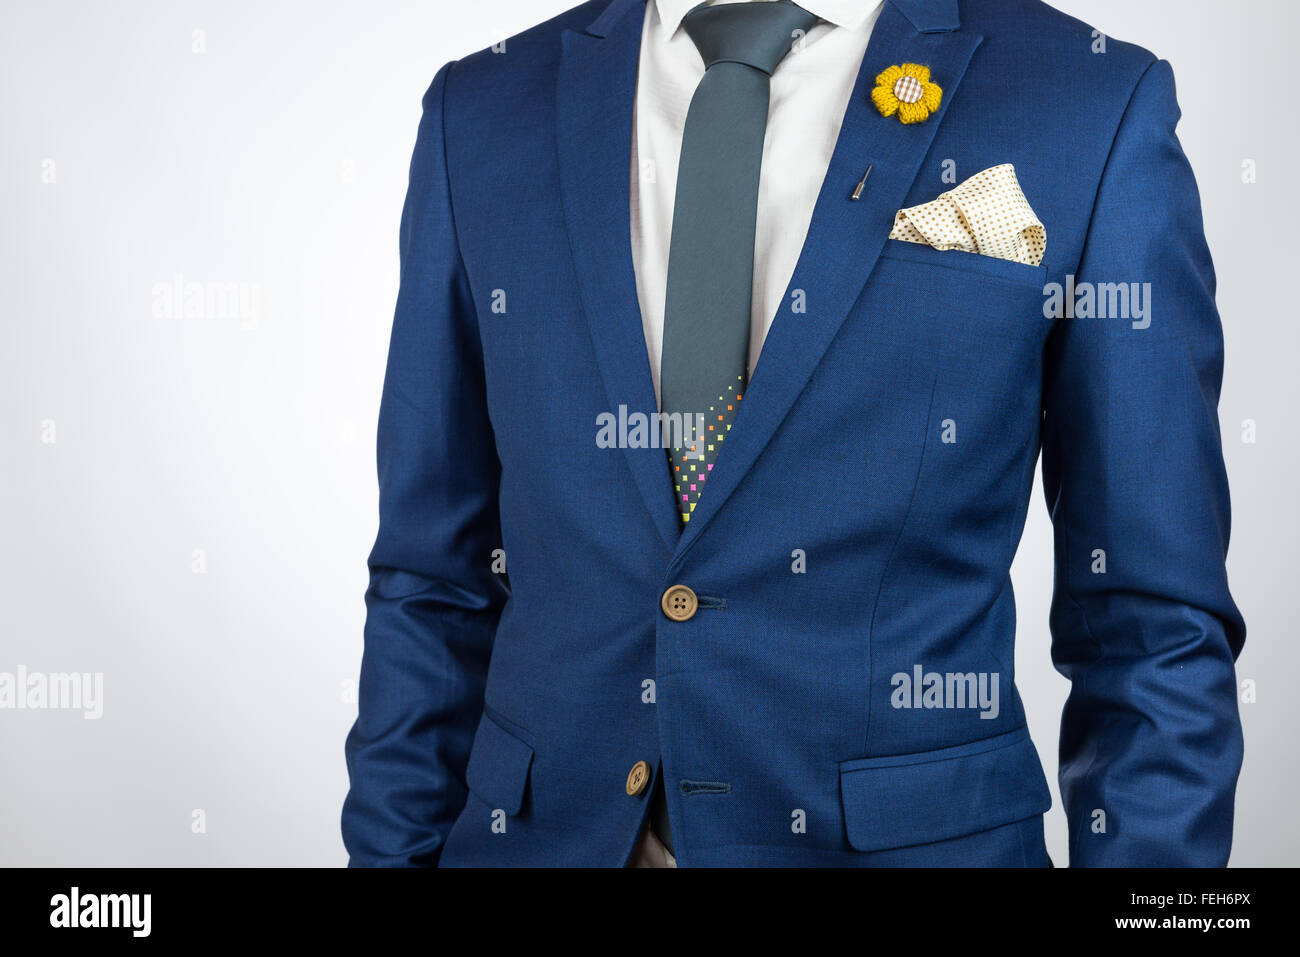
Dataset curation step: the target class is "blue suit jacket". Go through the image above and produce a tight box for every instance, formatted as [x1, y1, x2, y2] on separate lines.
[342, 0, 1245, 867]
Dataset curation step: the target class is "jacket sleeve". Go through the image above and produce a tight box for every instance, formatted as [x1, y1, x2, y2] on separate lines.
[342, 61, 507, 866]
[1040, 58, 1246, 867]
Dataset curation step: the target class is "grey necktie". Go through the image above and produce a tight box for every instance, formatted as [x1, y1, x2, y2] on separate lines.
[660, 0, 821, 527]
[652, 1, 821, 857]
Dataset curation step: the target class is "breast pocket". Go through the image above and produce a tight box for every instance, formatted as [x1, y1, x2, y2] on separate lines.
[878, 238, 1048, 290]
[861, 239, 1056, 364]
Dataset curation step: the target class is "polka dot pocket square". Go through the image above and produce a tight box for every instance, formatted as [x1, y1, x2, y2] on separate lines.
[889, 164, 1046, 266]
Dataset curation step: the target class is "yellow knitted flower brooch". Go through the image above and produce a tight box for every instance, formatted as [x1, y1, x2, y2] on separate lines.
[872, 63, 942, 125]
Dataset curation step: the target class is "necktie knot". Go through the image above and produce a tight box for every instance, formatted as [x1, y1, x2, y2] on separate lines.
[683, 1, 822, 76]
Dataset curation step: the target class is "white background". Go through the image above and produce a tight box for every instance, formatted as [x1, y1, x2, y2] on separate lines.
[1, 0, 1295, 866]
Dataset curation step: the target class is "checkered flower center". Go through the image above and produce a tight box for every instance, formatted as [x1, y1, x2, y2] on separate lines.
[893, 74, 924, 104]
[871, 63, 942, 125]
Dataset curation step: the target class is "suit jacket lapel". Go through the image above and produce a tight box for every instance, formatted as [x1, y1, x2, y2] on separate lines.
[670, 0, 983, 564]
[556, 0, 683, 551]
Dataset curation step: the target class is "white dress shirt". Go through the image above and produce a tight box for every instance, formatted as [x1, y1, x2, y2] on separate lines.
[630, 0, 883, 405]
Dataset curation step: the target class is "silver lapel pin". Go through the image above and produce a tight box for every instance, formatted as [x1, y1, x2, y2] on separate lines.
[851, 165, 873, 201]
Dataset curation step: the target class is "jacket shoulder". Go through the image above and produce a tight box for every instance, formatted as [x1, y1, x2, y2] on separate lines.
[962, 0, 1160, 96]
[448, 0, 614, 90]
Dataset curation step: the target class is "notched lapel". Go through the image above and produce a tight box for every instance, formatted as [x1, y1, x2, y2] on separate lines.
[669, 0, 984, 563]
[556, 1, 683, 551]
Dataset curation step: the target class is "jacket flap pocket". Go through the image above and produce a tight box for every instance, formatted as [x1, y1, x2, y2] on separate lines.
[465, 711, 534, 816]
[839, 727, 1051, 852]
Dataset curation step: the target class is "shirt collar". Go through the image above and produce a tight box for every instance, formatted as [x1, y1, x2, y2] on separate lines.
[653, 0, 880, 36]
